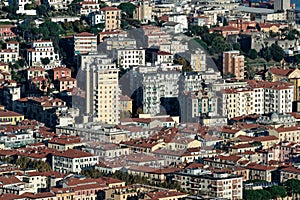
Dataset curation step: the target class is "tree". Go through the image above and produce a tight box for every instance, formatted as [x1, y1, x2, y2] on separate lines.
[248, 49, 258, 60]
[244, 190, 263, 200]
[260, 47, 272, 62]
[284, 179, 300, 198]
[258, 189, 271, 200]
[210, 36, 227, 55]
[269, 43, 285, 62]
[36, 5, 47, 16]
[41, 57, 50, 65]
[268, 186, 287, 199]
[193, 38, 208, 50]
[117, 3, 135, 18]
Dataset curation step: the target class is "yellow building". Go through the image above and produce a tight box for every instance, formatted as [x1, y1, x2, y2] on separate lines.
[119, 94, 132, 119]
[52, 187, 75, 200]
[0, 108, 24, 125]
[133, 1, 152, 23]
[100, 7, 121, 31]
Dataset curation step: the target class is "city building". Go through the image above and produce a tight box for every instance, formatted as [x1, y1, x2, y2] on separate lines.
[117, 48, 145, 69]
[26, 40, 60, 66]
[274, 0, 290, 12]
[74, 32, 97, 56]
[78, 53, 120, 124]
[133, 1, 152, 24]
[52, 149, 99, 173]
[100, 7, 121, 31]
[222, 51, 245, 80]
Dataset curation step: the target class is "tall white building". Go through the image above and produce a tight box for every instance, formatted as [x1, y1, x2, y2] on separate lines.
[78, 53, 120, 124]
[117, 48, 145, 69]
[274, 0, 290, 12]
[26, 40, 60, 66]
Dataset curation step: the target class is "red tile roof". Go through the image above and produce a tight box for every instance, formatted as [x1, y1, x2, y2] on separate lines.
[53, 149, 95, 158]
[269, 67, 293, 76]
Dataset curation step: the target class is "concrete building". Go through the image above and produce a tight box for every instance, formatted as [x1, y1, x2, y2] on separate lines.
[89, 11, 105, 26]
[174, 170, 243, 199]
[274, 0, 290, 12]
[78, 53, 120, 124]
[26, 40, 60, 66]
[133, 1, 152, 24]
[190, 49, 206, 72]
[74, 32, 97, 56]
[222, 51, 245, 80]
[52, 149, 99, 173]
[117, 48, 145, 69]
[100, 7, 121, 31]
[0, 49, 18, 63]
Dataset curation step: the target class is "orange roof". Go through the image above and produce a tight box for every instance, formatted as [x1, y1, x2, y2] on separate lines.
[100, 6, 120, 11]
[75, 32, 95, 37]
[269, 67, 293, 76]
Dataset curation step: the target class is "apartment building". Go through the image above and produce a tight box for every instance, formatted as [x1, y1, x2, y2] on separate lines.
[79, 0, 100, 16]
[26, 40, 60, 66]
[78, 53, 120, 124]
[220, 80, 294, 119]
[25, 66, 47, 80]
[6, 41, 19, 52]
[0, 109, 24, 125]
[0, 24, 16, 40]
[74, 32, 97, 56]
[49, 66, 72, 80]
[174, 170, 243, 200]
[180, 90, 218, 122]
[117, 48, 145, 69]
[52, 149, 99, 173]
[89, 11, 105, 26]
[190, 49, 206, 72]
[54, 77, 77, 92]
[133, 1, 152, 23]
[141, 70, 180, 115]
[100, 7, 121, 31]
[223, 50, 245, 80]
[0, 49, 18, 63]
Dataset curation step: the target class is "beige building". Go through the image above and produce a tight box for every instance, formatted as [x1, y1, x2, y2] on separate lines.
[223, 50, 245, 80]
[133, 1, 152, 23]
[79, 53, 120, 124]
[100, 7, 121, 31]
[74, 32, 97, 56]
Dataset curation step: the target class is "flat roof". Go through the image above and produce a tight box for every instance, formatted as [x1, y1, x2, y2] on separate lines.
[238, 6, 274, 14]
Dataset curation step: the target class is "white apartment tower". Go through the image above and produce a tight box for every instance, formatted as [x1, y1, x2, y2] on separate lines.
[79, 53, 120, 124]
[274, 0, 291, 12]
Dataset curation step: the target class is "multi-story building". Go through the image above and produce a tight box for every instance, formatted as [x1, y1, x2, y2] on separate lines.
[103, 37, 136, 51]
[54, 77, 77, 92]
[190, 49, 206, 72]
[117, 48, 145, 69]
[100, 7, 121, 31]
[220, 80, 294, 119]
[0, 49, 18, 63]
[26, 40, 60, 66]
[180, 90, 218, 122]
[6, 41, 19, 52]
[222, 50, 245, 80]
[141, 70, 180, 115]
[25, 66, 47, 80]
[0, 108, 24, 125]
[133, 1, 152, 23]
[49, 66, 72, 80]
[78, 53, 120, 124]
[152, 51, 173, 65]
[274, 0, 290, 12]
[52, 149, 99, 173]
[79, 0, 100, 16]
[174, 170, 243, 199]
[74, 32, 97, 56]
[89, 11, 105, 26]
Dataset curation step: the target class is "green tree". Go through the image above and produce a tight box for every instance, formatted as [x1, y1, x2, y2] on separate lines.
[248, 49, 258, 60]
[258, 190, 271, 200]
[36, 5, 48, 16]
[193, 38, 208, 50]
[260, 47, 272, 62]
[284, 179, 300, 198]
[268, 186, 287, 199]
[117, 3, 135, 18]
[244, 190, 263, 200]
[41, 57, 50, 65]
[210, 36, 227, 54]
[270, 43, 285, 62]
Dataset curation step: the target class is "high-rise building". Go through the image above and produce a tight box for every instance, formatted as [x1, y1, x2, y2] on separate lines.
[78, 53, 120, 124]
[222, 50, 245, 80]
[274, 0, 291, 12]
[133, 1, 152, 24]
[74, 32, 97, 56]
[100, 7, 121, 31]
